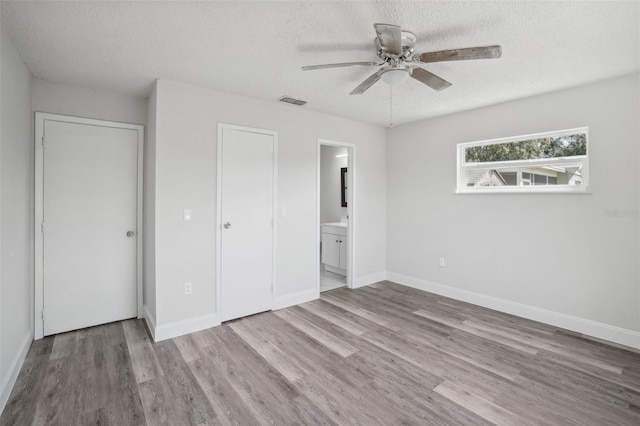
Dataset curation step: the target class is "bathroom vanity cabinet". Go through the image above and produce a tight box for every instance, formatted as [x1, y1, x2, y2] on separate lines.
[321, 223, 347, 274]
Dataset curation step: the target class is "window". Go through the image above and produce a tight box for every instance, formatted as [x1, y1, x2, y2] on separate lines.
[457, 127, 589, 193]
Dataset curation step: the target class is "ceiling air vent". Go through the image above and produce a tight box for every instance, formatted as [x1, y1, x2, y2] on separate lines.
[279, 96, 307, 106]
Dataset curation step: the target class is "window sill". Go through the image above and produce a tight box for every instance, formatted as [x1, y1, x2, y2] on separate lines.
[455, 187, 592, 195]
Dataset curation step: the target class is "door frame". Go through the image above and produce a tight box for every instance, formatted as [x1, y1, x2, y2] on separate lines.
[34, 112, 144, 340]
[317, 139, 356, 291]
[215, 123, 278, 319]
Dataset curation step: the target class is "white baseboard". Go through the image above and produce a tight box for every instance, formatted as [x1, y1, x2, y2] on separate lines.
[386, 272, 640, 350]
[273, 288, 319, 310]
[143, 304, 157, 341]
[325, 265, 346, 276]
[0, 331, 33, 414]
[352, 271, 387, 289]
[152, 312, 220, 342]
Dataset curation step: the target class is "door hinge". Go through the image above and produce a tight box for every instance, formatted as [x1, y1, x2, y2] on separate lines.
[41, 135, 45, 146]
[41, 222, 45, 234]
[41, 310, 44, 320]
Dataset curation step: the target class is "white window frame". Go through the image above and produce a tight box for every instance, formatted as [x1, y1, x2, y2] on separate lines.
[456, 127, 590, 194]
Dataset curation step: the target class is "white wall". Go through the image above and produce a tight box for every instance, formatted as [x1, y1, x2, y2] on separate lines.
[149, 79, 386, 334]
[32, 78, 147, 125]
[1, 20, 3, 413]
[144, 85, 157, 327]
[387, 73, 640, 345]
[320, 145, 347, 224]
[1, 26, 33, 412]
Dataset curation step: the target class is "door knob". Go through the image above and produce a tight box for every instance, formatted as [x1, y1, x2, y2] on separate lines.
[224, 222, 232, 229]
[126, 230, 135, 237]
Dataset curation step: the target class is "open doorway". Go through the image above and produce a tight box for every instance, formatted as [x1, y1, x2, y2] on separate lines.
[317, 139, 355, 293]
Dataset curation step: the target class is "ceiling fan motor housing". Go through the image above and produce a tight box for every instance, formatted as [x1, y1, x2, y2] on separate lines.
[375, 30, 416, 61]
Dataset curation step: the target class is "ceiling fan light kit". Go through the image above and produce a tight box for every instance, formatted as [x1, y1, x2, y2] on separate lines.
[302, 23, 502, 95]
[380, 68, 410, 86]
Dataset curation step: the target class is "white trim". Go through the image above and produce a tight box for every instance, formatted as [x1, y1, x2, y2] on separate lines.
[317, 139, 356, 293]
[0, 331, 33, 413]
[324, 265, 347, 276]
[460, 127, 589, 150]
[387, 272, 640, 350]
[273, 288, 319, 310]
[143, 304, 157, 341]
[216, 123, 278, 321]
[462, 156, 587, 171]
[456, 187, 591, 195]
[352, 271, 387, 289]
[34, 112, 144, 340]
[152, 313, 220, 342]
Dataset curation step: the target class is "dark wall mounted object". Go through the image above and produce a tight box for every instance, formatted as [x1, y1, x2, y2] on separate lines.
[341, 167, 348, 207]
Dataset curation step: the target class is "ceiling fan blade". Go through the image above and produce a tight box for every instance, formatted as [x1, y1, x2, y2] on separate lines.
[349, 72, 381, 95]
[417, 45, 502, 63]
[410, 67, 452, 91]
[374, 23, 402, 55]
[301, 61, 380, 71]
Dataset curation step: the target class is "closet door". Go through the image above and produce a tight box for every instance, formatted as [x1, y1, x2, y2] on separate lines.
[219, 126, 275, 322]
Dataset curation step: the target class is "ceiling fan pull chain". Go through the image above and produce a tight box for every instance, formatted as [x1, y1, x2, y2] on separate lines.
[389, 85, 394, 128]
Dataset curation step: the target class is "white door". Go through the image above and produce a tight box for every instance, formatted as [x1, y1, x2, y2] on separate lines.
[43, 119, 139, 336]
[219, 126, 275, 322]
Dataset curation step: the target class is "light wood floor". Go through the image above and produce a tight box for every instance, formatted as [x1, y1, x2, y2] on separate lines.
[2, 281, 640, 425]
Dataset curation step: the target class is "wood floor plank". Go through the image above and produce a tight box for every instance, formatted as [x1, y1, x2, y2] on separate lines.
[298, 300, 370, 336]
[153, 339, 216, 425]
[201, 325, 307, 425]
[507, 371, 640, 425]
[321, 292, 391, 327]
[123, 319, 164, 384]
[361, 374, 493, 425]
[360, 325, 513, 402]
[414, 308, 540, 355]
[174, 334, 202, 363]
[233, 314, 404, 425]
[49, 331, 78, 360]
[464, 318, 624, 374]
[241, 312, 374, 388]
[435, 380, 532, 426]
[273, 308, 360, 357]
[341, 287, 454, 338]
[188, 356, 261, 426]
[138, 377, 185, 426]
[306, 298, 384, 331]
[31, 355, 77, 425]
[0, 339, 52, 426]
[228, 319, 310, 383]
[101, 323, 147, 426]
[4, 281, 640, 425]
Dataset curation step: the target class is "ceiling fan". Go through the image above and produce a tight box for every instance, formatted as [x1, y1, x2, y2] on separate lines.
[301, 23, 502, 95]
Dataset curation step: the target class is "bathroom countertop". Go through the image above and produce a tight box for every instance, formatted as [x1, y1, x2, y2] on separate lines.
[321, 222, 347, 228]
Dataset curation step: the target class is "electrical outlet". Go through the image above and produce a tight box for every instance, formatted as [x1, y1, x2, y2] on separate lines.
[184, 282, 192, 295]
[438, 257, 445, 267]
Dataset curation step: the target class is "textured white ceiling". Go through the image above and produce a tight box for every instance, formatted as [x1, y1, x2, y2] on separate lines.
[2, 1, 639, 126]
